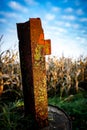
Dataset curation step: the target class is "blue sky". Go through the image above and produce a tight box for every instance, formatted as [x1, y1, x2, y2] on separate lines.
[0, 0, 87, 59]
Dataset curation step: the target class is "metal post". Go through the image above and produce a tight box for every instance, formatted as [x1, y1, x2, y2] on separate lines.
[17, 18, 51, 128]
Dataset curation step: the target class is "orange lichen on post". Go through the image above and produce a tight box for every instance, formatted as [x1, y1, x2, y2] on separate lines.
[17, 18, 51, 128]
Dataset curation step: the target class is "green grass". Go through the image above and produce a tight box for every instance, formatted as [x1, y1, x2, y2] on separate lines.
[48, 92, 87, 130]
[0, 100, 37, 130]
[0, 90, 87, 130]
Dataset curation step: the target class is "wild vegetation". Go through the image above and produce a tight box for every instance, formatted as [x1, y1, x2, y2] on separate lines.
[46, 56, 87, 130]
[0, 36, 87, 129]
[46, 55, 87, 97]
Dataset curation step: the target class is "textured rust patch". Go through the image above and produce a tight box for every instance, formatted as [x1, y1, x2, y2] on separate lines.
[17, 18, 51, 128]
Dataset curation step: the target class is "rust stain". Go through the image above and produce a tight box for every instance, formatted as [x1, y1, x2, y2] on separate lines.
[17, 18, 51, 128]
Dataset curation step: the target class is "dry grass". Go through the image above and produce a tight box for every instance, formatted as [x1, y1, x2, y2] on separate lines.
[46, 55, 87, 97]
[0, 35, 21, 95]
[0, 35, 87, 97]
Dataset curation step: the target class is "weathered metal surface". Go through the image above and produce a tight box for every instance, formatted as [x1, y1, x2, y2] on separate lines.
[17, 18, 51, 128]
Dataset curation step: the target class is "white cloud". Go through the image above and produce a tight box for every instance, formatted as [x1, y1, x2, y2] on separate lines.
[76, 36, 81, 40]
[55, 21, 64, 26]
[65, 22, 71, 27]
[76, 9, 84, 15]
[76, 36, 86, 43]
[51, 36, 86, 58]
[57, 27, 67, 33]
[44, 22, 86, 58]
[45, 13, 55, 21]
[25, 0, 38, 5]
[62, 15, 76, 20]
[0, 11, 18, 18]
[56, 21, 79, 29]
[52, 7, 61, 12]
[81, 30, 86, 33]
[72, 23, 79, 29]
[64, 7, 73, 13]
[0, 18, 7, 23]
[45, 25, 67, 34]
[80, 18, 87, 22]
[8, 1, 28, 12]
[7, 28, 16, 33]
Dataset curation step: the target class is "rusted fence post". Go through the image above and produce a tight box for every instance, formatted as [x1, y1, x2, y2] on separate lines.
[17, 18, 51, 128]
